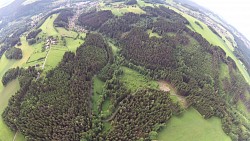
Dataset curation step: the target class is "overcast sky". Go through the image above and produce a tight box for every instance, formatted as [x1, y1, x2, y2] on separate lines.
[0, 0, 14, 8]
[190, 0, 250, 40]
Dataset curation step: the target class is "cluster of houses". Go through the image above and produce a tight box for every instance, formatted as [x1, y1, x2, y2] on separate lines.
[31, 13, 44, 27]
[44, 37, 58, 50]
[112, 3, 126, 9]
[68, 1, 98, 33]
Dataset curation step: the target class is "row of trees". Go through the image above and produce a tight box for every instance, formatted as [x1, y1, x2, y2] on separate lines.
[26, 29, 42, 40]
[2, 67, 21, 86]
[5, 47, 22, 60]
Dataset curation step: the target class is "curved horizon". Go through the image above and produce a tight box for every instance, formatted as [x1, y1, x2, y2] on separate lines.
[0, 0, 15, 8]
[190, 0, 250, 42]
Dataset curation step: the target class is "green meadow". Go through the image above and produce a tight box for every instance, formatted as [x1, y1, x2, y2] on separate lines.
[40, 14, 59, 36]
[56, 27, 78, 38]
[147, 29, 161, 38]
[120, 67, 158, 92]
[0, 36, 34, 141]
[66, 37, 84, 53]
[100, 1, 145, 16]
[93, 76, 105, 114]
[158, 108, 231, 141]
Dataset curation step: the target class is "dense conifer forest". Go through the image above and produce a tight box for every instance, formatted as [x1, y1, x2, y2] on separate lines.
[54, 10, 74, 28]
[2, 3, 250, 141]
[5, 47, 23, 60]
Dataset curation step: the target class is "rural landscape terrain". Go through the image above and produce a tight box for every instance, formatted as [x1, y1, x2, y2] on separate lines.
[0, 0, 250, 141]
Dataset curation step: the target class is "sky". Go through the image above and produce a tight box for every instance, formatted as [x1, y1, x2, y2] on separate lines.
[0, 0, 15, 8]
[190, 0, 250, 41]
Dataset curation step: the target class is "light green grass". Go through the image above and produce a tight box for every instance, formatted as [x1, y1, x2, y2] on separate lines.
[44, 45, 68, 71]
[120, 67, 158, 92]
[56, 27, 78, 38]
[66, 37, 84, 53]
[101, 98, 111, 113]
[23, 41, 46, 67]
[164, 82, 179, 103]
[137, 0, 153, 7]
[108, 42, 119, 55]
[220, 63, 230, 79]
[40, 14, 59, 36]
[101, 4, 145, 16]
[0, 36, 33, 141]
[237, 101, 250, 117]
[103, 122, 112, 132]
[0, 36, 34, 86]
[0, 80, 25, 141]
[158, 107, 231, 141]
[147, 29, 161, 38]
[237, 89, 250, 118]
[100, 99, 112, 122]
[168, 6, 250, 85]
[93, 76, 105, 114]
[26, 51, 46, 65]
[0, 80, 26, 141]
[44, 37, 84, 71]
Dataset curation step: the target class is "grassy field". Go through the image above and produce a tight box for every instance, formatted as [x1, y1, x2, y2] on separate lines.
[66, 37, 84, 52]
[56, 27, 78, 38]
[108, 42, 119, 55]
[120, 67, 158, 92]
[237, 101, 250, 117]
[44, 46, 68, 71]
[101, 98, 111, 115]
[24, 42, 46, 67]
[38, 14, 85, 71]
[168, 6, 250, 85]
[158, 107, 231, 141]
[0, 36, 33, 141]
[0, 80, 25, 141]
[44, 37, 84, 72]
[137, 0, 153, 7]
[100, 2, 145, 16]
[147, 29, 161, 38]
[93, 76, 105, 114]
[103, 122, 112, 132]
[40, 14, 59, 36]
[220, 63, 230, 80]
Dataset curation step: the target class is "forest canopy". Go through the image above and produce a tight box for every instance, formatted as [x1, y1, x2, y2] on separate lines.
[2, 3, 250, 141]
[5, 47, 22, 60]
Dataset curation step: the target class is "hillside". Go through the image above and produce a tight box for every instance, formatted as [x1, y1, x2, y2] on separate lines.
[0, 0, 250, 141]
